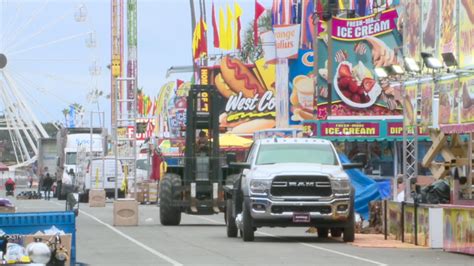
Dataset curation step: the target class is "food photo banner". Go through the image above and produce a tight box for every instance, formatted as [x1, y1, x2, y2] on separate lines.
[316, 8, 403, 118]
[460, 76, 474, 124]
[288, 49, 315, 125]
[438, 78, 460, 125]
[202, 56, 276, 134]
[419, 81, 434, 128]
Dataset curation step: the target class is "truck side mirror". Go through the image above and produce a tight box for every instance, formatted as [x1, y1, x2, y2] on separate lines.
[229, 162, 251, 170]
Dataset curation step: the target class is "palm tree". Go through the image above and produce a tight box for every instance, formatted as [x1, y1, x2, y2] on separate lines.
[62, 108, 69, 126]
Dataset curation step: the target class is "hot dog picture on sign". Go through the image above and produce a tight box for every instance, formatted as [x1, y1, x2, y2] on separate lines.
[206, 56, 276, 134]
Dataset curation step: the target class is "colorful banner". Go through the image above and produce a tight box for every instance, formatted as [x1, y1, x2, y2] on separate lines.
[288, 49, 315, 125]
[440, 0, 457, 55]
[273, 24, 301, 59]
[443, 207, 474, 255]
[320, 122, 380, 138]
[404, 83, 417, 127]
[205, 56, 276, 134]
[420, 81, 434, 128]
[460, 76, 474, 124]
[438, 78, 460, 125]
[421, 0, 438, 55]
[403, 0, 421, 60]
[459, 0, 474, 68]
[317, 8, 402, 117]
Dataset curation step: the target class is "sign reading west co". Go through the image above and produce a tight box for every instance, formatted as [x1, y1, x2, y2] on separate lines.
[320, 122, 380, 137]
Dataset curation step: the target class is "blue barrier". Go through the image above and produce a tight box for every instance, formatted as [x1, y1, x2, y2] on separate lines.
[0, 211, 76, 265]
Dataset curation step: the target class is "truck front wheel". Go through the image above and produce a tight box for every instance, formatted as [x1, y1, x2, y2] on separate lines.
[242, 202, 254, 242]
[159, 173, 182, 226]
[226, 199, 238, 237]
[343, 191, 356, 242]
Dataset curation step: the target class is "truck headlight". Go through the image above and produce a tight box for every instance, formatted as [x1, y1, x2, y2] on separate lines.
[331, 179, 351, 194]
[250, 179, 271, 195]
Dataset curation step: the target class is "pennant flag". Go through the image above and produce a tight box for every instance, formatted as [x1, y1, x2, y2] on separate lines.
[226, 4, 234, 50]
[212, 2, 220, 48]
[339, 0, 345, 9]
[234, 2, 243, 49]
[254, 0, 265, 45]
[192, 19, 208, 59]
[316, 0, 323, 13]
[356, 0, 366, 17]
[219, 7, 226, 50]
[304, 0, 315, 49]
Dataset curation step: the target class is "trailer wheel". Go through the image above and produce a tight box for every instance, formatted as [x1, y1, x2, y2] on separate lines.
[343, 189, 355, 242]
[159, 173, 182, 226]
[226, 199, 238, 237]
[242, 202, 254, 242]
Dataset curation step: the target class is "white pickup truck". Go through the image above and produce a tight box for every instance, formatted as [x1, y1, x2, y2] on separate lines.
[225, 137, 358, 242]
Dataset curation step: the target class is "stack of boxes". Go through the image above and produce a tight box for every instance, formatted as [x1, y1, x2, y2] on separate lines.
[135, 181, 159, 204]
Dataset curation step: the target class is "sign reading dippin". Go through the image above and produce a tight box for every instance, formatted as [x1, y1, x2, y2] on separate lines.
[273, 24, 300, 59]
[332, 9, 398, 41]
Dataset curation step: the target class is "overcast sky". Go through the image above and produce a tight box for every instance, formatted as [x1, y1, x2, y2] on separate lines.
[0, 0, 272, 128]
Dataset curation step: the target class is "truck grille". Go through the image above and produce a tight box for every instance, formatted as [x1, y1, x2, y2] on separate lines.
[270, 175, 332, 197]
[271, 205, 332, 214]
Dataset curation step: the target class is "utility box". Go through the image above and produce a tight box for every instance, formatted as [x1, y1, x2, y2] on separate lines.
[113, 199, 138, 226]
[88, 189, 106, 207]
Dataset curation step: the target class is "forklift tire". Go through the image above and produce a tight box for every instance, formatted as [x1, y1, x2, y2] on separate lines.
[226, 199, 238, 237]
[343, 189, 355, 243]
[159, 173, 182, 226]
[242, 202, 254, 242]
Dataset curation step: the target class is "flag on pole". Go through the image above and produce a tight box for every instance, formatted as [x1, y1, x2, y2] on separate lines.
[254, 0, 265, 45]
[339, 0, 345, 9]
[234, 2, 243, 49]
[226, 4, 233, 50]
[219, 7, 226, 49]
[192, 19, 208, 59]
[212, 2, 220, 48]
[316, 0, 323, 14]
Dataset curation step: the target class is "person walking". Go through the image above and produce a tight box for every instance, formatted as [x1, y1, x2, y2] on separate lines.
[43, 173, 53, 200]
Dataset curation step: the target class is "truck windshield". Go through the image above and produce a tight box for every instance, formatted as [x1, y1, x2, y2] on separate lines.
[66, 152, 77, 165]
[256, 143, 338, 165]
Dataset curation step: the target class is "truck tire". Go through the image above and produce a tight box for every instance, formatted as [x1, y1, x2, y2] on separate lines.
[317, 228, 329, 238]
[226, 199, 238, 237]
[242, 202, 254, 242]
[159, 173, 182, 226]
[79, 190, 89, 203]
[331, 228, 342, 237]
[343, 191, 356, 242]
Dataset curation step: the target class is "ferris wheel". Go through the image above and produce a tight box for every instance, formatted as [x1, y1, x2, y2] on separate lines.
[0, 0, 102, 168]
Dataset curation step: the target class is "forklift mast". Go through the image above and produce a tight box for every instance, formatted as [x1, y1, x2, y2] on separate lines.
[184, 85, 221, 184]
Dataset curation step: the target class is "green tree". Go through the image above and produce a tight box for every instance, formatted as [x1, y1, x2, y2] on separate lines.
[238, 13, 272, 63]
[62, 108, 69, 126]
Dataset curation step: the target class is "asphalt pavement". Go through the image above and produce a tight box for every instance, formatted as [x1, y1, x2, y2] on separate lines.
[5, 192, 473, 266]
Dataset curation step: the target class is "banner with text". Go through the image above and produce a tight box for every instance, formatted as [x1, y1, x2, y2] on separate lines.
[202, 56, 276, 134]
[316, 8, 402, 117]
[273, 24, 301, 59]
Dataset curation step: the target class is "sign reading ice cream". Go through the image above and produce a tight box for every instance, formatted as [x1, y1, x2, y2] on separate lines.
[332, 9, 398, 41]
[320, 122, 379, 137]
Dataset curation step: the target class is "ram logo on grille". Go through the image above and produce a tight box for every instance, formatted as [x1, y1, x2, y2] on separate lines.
[272, 181, 331, 188]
